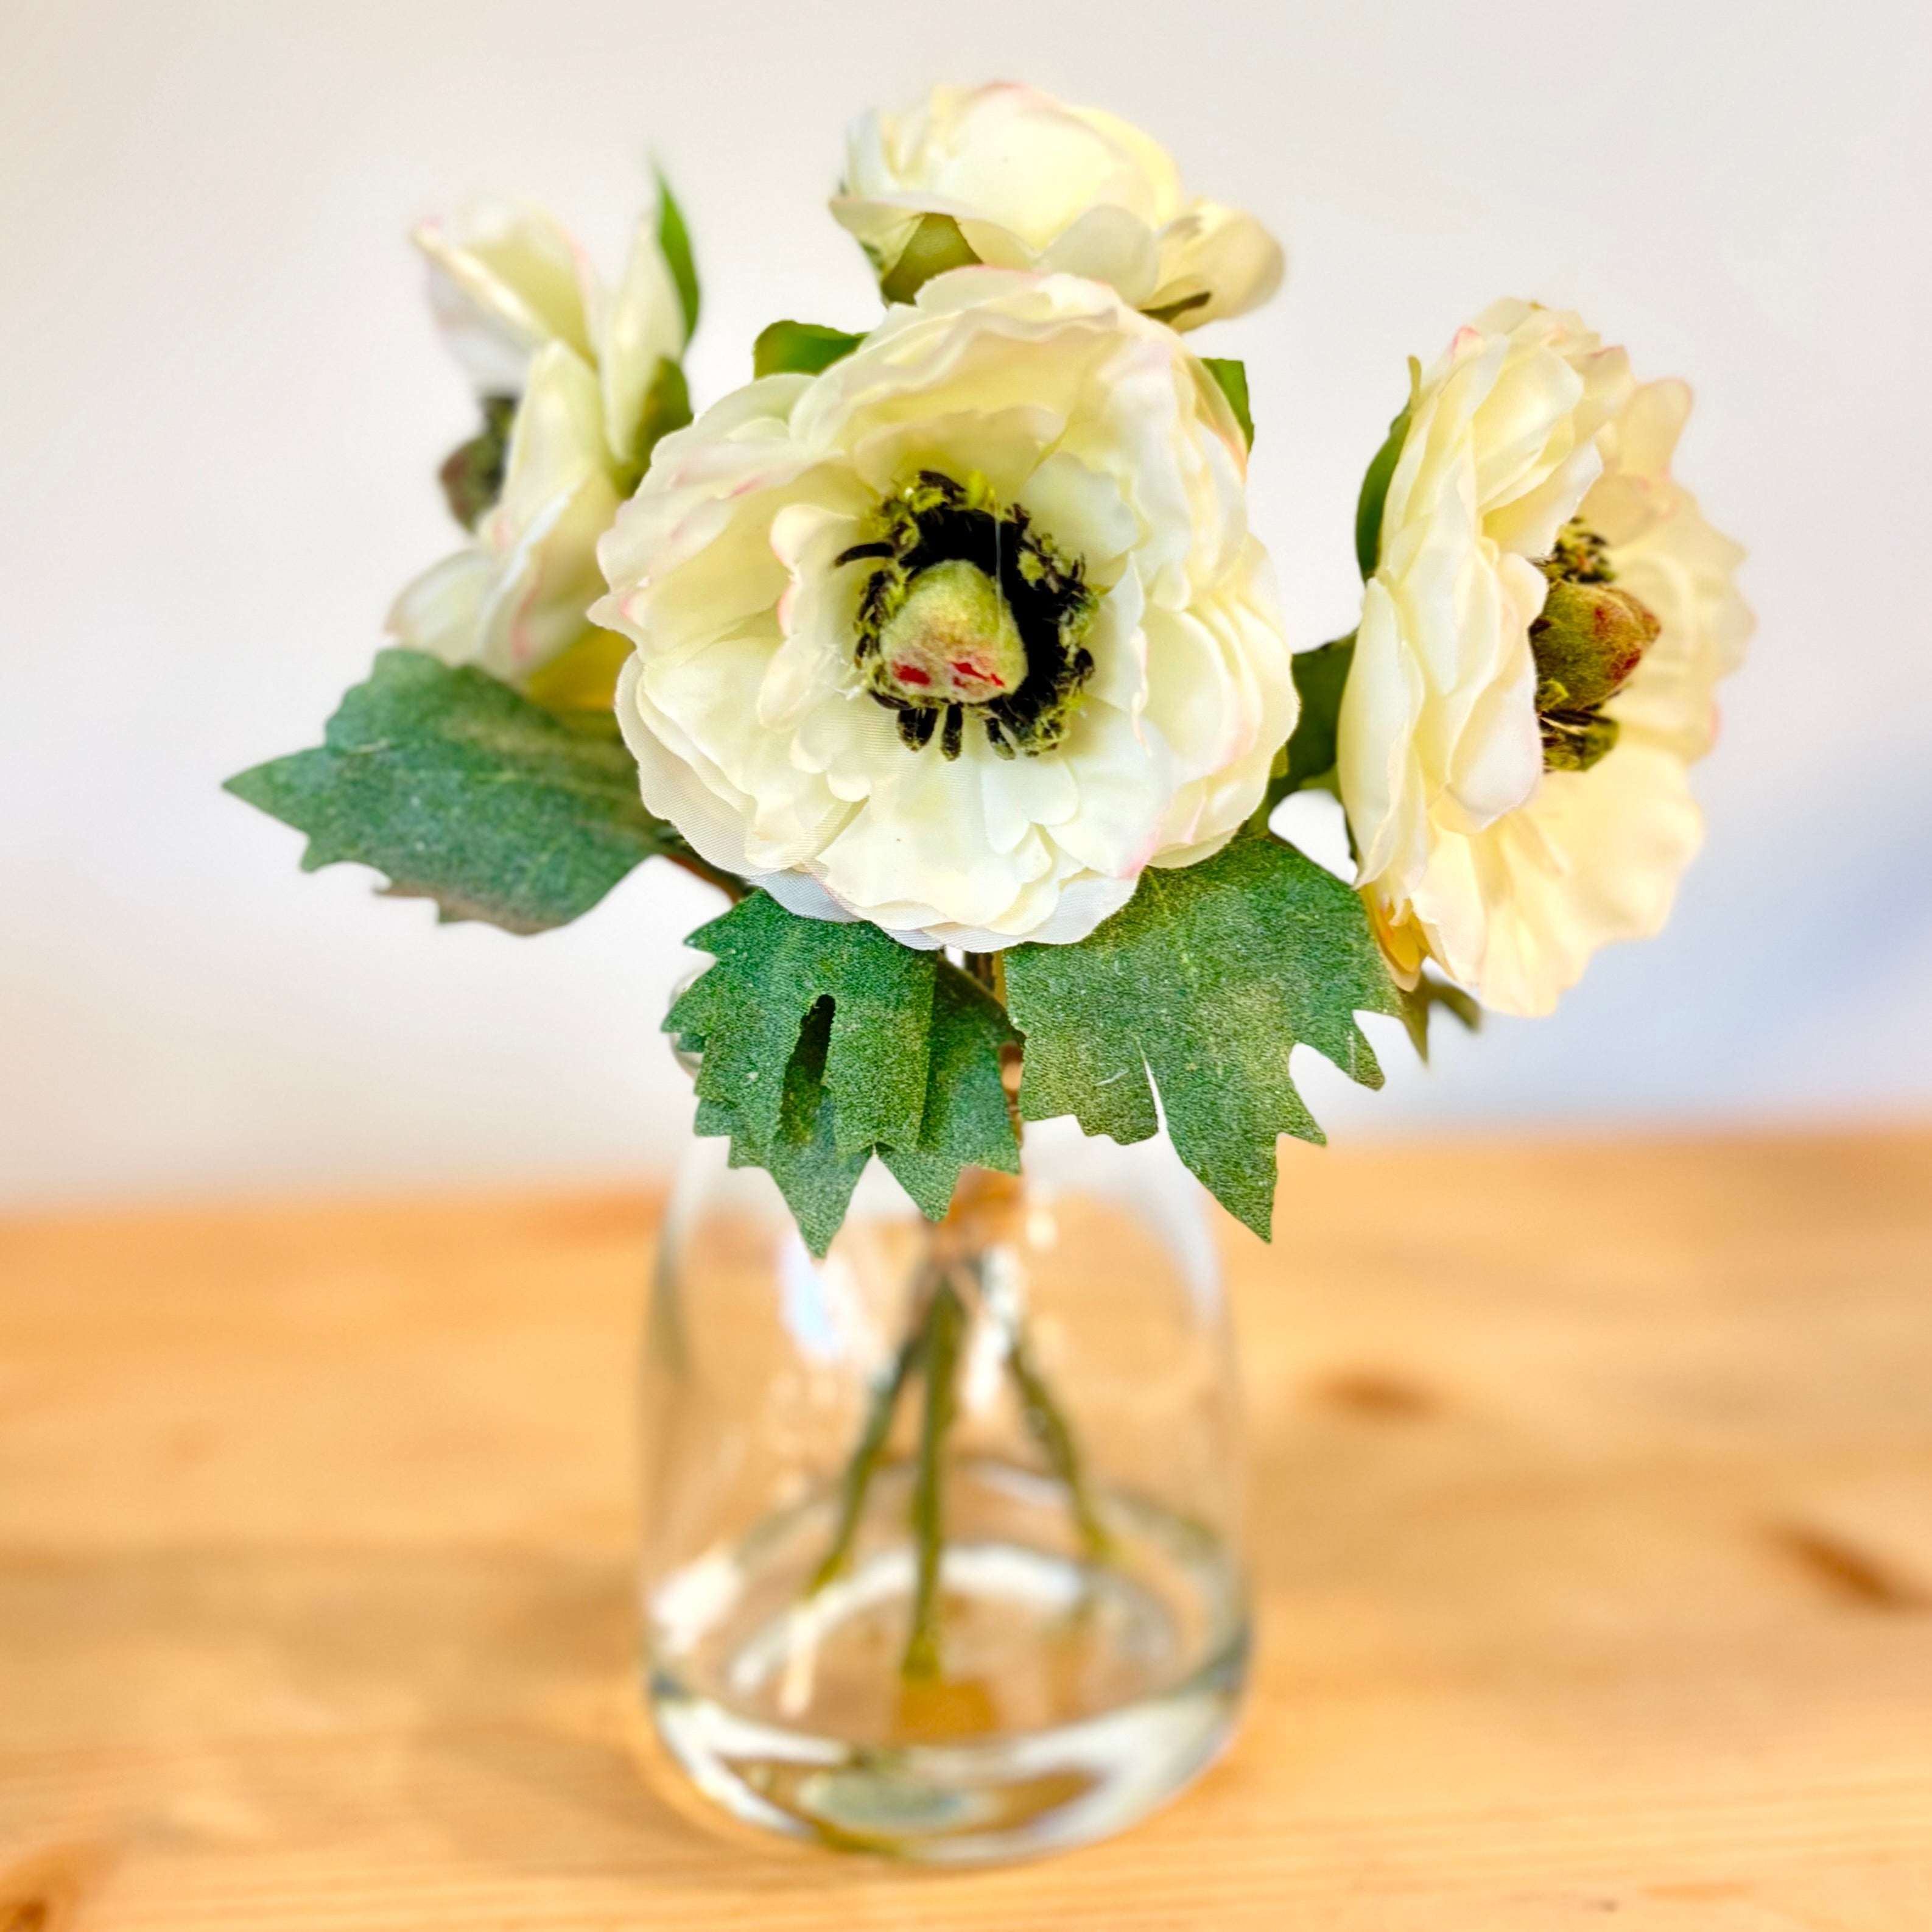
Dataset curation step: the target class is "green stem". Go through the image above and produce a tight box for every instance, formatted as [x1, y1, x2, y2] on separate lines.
[1005, 1324, 1114, 1562]
[806, 1311, 927, 1597]
[902, 1279, 967, 1681]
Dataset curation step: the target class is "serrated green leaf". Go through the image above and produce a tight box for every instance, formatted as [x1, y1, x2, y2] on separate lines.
[672, 901, 1019, 1249]
[1200, 356, 1254, 449]
[1354, 360, 1420, 579]
[700, 999, 872, 1256]
[224, 649, 688, 933]
[656, 169, 700, 343]
[880, 966, 1021, 1218]
[1005, 832, 1403, 1239]
[669, 891, 934, 1157]
[753, 320, 865, 380]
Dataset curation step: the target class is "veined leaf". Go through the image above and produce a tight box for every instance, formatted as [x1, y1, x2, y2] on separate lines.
[880, 968, 1020, 1218]
[1005, 832, 1403, 1238]
[671, 894, 1019, 1252]
[670, 891, 933, 1156]
[223, 649, 703, 933]
[698, 1000, 873, 1257]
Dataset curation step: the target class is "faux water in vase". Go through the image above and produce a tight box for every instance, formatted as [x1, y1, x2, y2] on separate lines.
[639, 1121, 1249, 1862]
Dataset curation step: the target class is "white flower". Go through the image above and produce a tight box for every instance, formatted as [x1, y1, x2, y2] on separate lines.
[389, 198, 688, 695]
[594, 269, 1294, 950]
[832, 83, 1284, 330]
[1338, 300, 1750, 1016]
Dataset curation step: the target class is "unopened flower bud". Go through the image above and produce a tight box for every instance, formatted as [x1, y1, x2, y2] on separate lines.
[438, 395, 516, 531]
[1531, 578, 1660, 714]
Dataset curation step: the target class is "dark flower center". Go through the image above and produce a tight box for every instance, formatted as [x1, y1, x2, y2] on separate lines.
[1530, 521, 1660, 773]
[837, 471, 1098, 761]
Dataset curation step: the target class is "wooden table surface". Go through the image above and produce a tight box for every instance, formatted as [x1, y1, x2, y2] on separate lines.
[4, 1128, 1931, 1929]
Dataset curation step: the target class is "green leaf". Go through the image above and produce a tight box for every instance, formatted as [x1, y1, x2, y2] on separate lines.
[656, 169, 700, 342]
[1200, 357, 1254, 449]
[1272, 634, 1356, 805]
[880, 968, 1021, 1218]
[879, 213, 980, 304]
[1354, 360, 1419, 578]
[699, 999, 873, 1257]
[753, 320, 866, 381]
[1398, 972, 1481, 1061]
[671, 898, 1019, 1251]
[224, 649, 690, 933]
[1005, 832, 1403, 1240]
[636, 356, 692, 465]
[669, 891, 934, 1158]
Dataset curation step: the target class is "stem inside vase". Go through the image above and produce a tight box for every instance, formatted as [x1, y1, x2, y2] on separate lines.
[803, 1148, 1114, 1685]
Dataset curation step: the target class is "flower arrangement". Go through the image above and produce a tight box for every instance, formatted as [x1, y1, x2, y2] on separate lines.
[228, 79, 1748, 1255]
[225, 79, 1752, 1857]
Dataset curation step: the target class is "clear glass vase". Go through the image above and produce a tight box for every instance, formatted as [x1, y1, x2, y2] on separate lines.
[638, 1117, 1249, 1863]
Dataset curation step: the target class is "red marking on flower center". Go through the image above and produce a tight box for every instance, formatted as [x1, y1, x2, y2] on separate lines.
[892, 662, 931, 686]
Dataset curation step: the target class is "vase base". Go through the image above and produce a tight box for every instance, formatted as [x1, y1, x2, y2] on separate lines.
[643, 1470, 1248, 1863]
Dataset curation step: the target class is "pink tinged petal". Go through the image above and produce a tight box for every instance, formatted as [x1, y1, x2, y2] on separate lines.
[762, 502, 866, 728]
[1147, 201, 1286, 329]
[1140, 605, 1241, 777]
[387, 547, 494, 663]
[1083, 565, 1151, 722]
[1339, 579, 1428, 890]
[845, 406, 1063, 502]
[1048, 701, 1173, 876]
[616, 657, 762, 879]
[472, 343, 616, 676]
[1038, 203, 1161, 305]
[595, 208, 687, 468]
[1436, 630, 1542, 833]
[635, 634, 849, 873]
[1017, 451, 1140, 584]
[413, 203, 595, 394]
[790, 693, 903, 802]
[815, 729, 1056, 932]
[1456, 745, 1704, 1017]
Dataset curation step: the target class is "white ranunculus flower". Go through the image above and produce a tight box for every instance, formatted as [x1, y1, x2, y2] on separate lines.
[1338, 300, 1750, 1016]
[832, 83, 1284, 331]
[389, 198, 688, 696]
[594, 269, 1294, 950]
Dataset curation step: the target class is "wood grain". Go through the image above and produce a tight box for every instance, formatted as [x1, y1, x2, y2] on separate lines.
[3, 1130, 1931, 1928]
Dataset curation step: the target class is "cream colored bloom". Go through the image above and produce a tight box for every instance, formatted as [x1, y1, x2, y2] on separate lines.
[832, 83, 1284, 330]
[594, 269, 1294, 949]
[1338, 300, 1749, 1016]
[389, 198, 687, 693]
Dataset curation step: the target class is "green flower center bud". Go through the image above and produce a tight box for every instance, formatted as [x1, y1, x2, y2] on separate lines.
[840, 471, 1098, 761]
[875, 560, 1030, 707]
[1530, 521, 1661, 773]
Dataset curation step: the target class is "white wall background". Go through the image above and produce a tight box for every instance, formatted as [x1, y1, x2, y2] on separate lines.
[2, 0, 1928, 1206]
